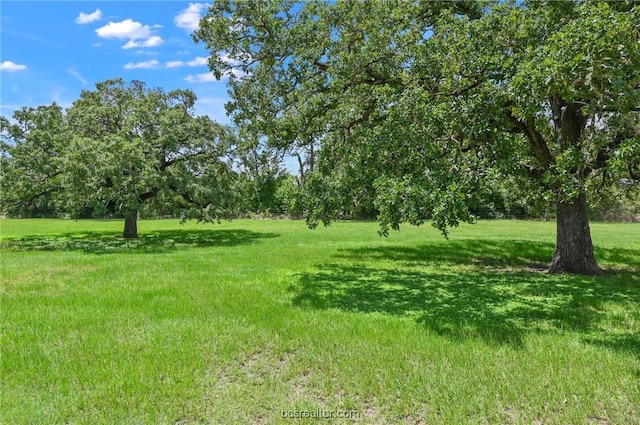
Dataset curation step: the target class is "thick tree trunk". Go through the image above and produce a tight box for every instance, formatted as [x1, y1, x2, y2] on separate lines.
[123, 209, 138, 238]
[548, 192, 601, 275]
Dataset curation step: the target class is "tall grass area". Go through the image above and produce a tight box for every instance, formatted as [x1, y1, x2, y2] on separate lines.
[1, 218, 638, 424]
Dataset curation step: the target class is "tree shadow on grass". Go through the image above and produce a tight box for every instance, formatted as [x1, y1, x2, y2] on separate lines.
[289, 240, 640, 352]
[1, 229, 280, 255]
[339, 239, 640, 272]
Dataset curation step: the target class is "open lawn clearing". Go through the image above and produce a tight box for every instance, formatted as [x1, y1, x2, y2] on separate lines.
[1, 219, 639, 424]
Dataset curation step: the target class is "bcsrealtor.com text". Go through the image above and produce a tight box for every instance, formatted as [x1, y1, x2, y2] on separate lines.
[281, 409, 361, 419]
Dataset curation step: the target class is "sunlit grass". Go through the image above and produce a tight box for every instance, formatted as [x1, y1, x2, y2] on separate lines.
[1, 218, 639, 424]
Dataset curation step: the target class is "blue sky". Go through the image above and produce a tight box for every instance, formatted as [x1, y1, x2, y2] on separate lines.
[0, 1, 232, 124]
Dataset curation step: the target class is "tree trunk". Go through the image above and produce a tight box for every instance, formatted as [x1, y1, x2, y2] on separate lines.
[548, 192, 601, 275]
[123, 209, 138, 238]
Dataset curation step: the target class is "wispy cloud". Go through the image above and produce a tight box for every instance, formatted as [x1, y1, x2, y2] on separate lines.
[0, 28, 61, 48]
[166, 56, 208, 68]
[184, 72, 217, 83]
[67, 67, 87, 85]
[75, 9, 102, 24]
[0, 61, 27, 72]
[122, 36, 164, 50]
[175, 3, 208, 32]
[135, 50, 159, 56]
[124, 59, 160, 70]
[0, 103, 25, 114]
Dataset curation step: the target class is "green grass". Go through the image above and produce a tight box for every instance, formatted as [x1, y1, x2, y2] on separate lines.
[1, 218, 639, 424]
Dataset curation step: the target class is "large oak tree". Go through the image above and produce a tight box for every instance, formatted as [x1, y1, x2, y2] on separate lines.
[1, 79, 237, 238]
[194, 0, 640, 274]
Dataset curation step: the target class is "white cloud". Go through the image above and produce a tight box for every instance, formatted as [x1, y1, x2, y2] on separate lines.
[185, 72, 217, 83]
[67, 67, 87, 85]
[96, 19, 152, 40]
[75, 9, 102, 24]
[0, 61, 27, 72]
[166, 56, 208, 68]
[136, 50, 159, 56]
[175, 3, 208, 32]
[122, 36, 164, 49]
[228, 68, 246, 79]
[124, 60, 160, 70]
[96, 19, 163, 50]
[189, 56, 208, 66]
[166, 60, 185, 68]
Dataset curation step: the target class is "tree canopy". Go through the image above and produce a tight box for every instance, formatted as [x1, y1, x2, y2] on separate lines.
[1, 79, 237, 238]
[194, 0, 640, 274]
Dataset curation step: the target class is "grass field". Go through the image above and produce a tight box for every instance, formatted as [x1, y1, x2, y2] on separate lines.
[1, 218, 639, 424]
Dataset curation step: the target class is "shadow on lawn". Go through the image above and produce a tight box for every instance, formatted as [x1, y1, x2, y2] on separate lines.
[290, 239, 640, 353]
[1, 229, 280, 254]
[339, 239, 640, 271]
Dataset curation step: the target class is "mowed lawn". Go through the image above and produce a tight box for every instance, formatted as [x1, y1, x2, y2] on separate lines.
[1, 218, 638, 424]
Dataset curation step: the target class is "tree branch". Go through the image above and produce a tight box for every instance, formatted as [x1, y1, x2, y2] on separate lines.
[163, 150, 216, 169]
[138, 187, 160, 203]
[2, 185, 60, 209]
[504, 110, 554, 169]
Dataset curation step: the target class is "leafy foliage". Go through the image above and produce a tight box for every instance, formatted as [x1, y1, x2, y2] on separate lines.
[195, 0, 640, 272]
[194, 1, 639, 221]
[1, 105, 68, 217]
[1, 79, 237, 228]
[232, 135, 290, 214]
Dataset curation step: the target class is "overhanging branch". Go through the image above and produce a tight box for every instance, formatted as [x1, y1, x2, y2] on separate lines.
[504, 110, 554, 170]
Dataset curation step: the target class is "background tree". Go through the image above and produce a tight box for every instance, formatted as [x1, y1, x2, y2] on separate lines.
[1, 79, 237, 238]
[232, 134, 290, 215]
[1, 105, 68, 218]
[195, 0, 640, 275]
